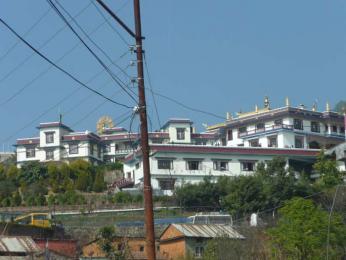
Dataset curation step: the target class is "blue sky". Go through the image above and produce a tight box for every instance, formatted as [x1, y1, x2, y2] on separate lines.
[0, 0, 345, 150]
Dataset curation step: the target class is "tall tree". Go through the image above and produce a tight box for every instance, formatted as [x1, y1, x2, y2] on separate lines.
[268, 198, 346, 260]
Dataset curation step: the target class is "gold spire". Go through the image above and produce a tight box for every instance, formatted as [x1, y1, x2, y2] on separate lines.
[255, 104, 258, 112]
[326, 101, 330, 112]
[285, 97, 290, 107]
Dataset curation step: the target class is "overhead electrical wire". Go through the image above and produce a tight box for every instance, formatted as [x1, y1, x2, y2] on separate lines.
[55, 0, 132, 80]
[143, 53, 162, 129]
[150, 90, 225, 120]
[0, 13, 130, 107]
[0, 7, 51, 63]
[0, 54, 131, 145]
[90, 0, 130, 46]
[46, 0, 138, 103]
[0, 2, 92, 86]
[0, 17, 132, 109]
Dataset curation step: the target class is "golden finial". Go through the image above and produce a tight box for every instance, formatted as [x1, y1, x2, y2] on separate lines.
[264, 96, 270, 109]
[255, 104, 258, 112]
[326, 101, 330, 112]
[285, 97, 290, 107]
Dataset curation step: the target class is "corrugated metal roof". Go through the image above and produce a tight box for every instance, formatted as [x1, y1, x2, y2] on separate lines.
[0, 236, 41, 254]
[172, 224, 245, 239]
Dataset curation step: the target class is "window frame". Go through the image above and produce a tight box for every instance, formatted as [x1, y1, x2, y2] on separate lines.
[157, 159, 173, 170]
[186, 160, 201, 170]
[294, 136, 304, 148]
[69, 143, 79, 154]
[213, 160, 229, 171]
[311, 121, 320, 133]
[293, 119, 303, 130]
[45, 132, 55, 144]
[25, 147, 36, 158]
[241, 161, 255, 171]
[46, 149, 54, 160]
[176, 128, 185, 140]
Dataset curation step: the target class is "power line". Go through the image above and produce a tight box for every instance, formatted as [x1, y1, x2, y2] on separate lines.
[46, 0, 137, 103]
[0, 2, 92, 87]
[0, 17, 132, 109]
[55, 0, 132, 80]
[63, 63, 132, 117]
[0, 51, 130, 145]
[143, 53, 162, 129]
[90, 0, 130, 46]
[151, 90, 225, 120]
[0, 14, 129, 107]
[0, 7, 51, 63]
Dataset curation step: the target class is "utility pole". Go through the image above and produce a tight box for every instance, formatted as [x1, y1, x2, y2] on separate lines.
[96, 0, 156, 259]
[133, 1, 156, 259]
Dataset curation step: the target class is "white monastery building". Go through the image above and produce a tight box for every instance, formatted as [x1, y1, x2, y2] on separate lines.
[15, 98, 346, 194]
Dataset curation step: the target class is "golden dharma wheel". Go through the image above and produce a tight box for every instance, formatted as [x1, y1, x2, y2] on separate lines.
[97, 116, 114, 134]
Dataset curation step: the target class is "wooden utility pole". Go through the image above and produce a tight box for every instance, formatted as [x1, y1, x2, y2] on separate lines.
[133, 0, 156, 259]
[96, 0, 156, 259]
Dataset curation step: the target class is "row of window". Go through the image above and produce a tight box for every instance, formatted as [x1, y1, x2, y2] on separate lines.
[227, 119, 345, 140]
[156, 159, 256, 172]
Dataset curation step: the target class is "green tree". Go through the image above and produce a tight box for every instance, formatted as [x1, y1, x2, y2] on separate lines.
[18, 161, 48, 185]
[268, 198, 346, 260]
[75, 172, 91, 192]
[93, 171, 106, 192]
[313, 150, 342, 188]
[97, 226, 126, 259]
[221, 175, 266, 217]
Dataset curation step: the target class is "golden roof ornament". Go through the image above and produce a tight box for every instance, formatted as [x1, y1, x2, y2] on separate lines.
[97, 116, 114, 134]
[285, 97, 290, 107]
[326, 101, 330, 112]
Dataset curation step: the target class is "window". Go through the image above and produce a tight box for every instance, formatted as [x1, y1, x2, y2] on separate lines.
[158, 179, 175, 190]
[90, 144, 94, 155]
[311, 122, 320, 133]
[115, 144, 119, 150]
[69, 143, 78, 154]
[294, 119, 303, 130]
[46, 150, 54, 160]
[135, 163, 140, 169]
[274, 119, 283, 126]
[227, 129, 233, 141]
[186, 160, 201, 170]
[103, 144, 111, 153]
[249, 139, 260, 147]
[241, 161, 255, 171]
[238, 127, 247, 134]
[332, 125, 337, 133]
[295, 136, 304, 148]
[325, 124, 328, 132]
[126, 172, 131, 179]
[26, 147, 35, 158]
[256, 123, 265, 131]
[157, 159, 173, 169]
[341, 127, 345, 133]
[176, 128, 185, 140]
[195, 246, 204, 258]
[139, 245, 144, 252]
[45, 132, 54, 144]
[268, 136, 277, 147]
[213, 161, 228, 171]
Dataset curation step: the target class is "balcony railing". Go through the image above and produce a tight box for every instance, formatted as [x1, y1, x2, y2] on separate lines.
[239, 124, 293, 138]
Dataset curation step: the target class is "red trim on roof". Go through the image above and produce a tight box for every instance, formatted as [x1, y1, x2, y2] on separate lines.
[63, 133, 100, 142]
[16, 138, 40, 145]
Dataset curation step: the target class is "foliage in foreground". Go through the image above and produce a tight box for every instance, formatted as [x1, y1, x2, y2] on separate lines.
[268, 198, 346, 260]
